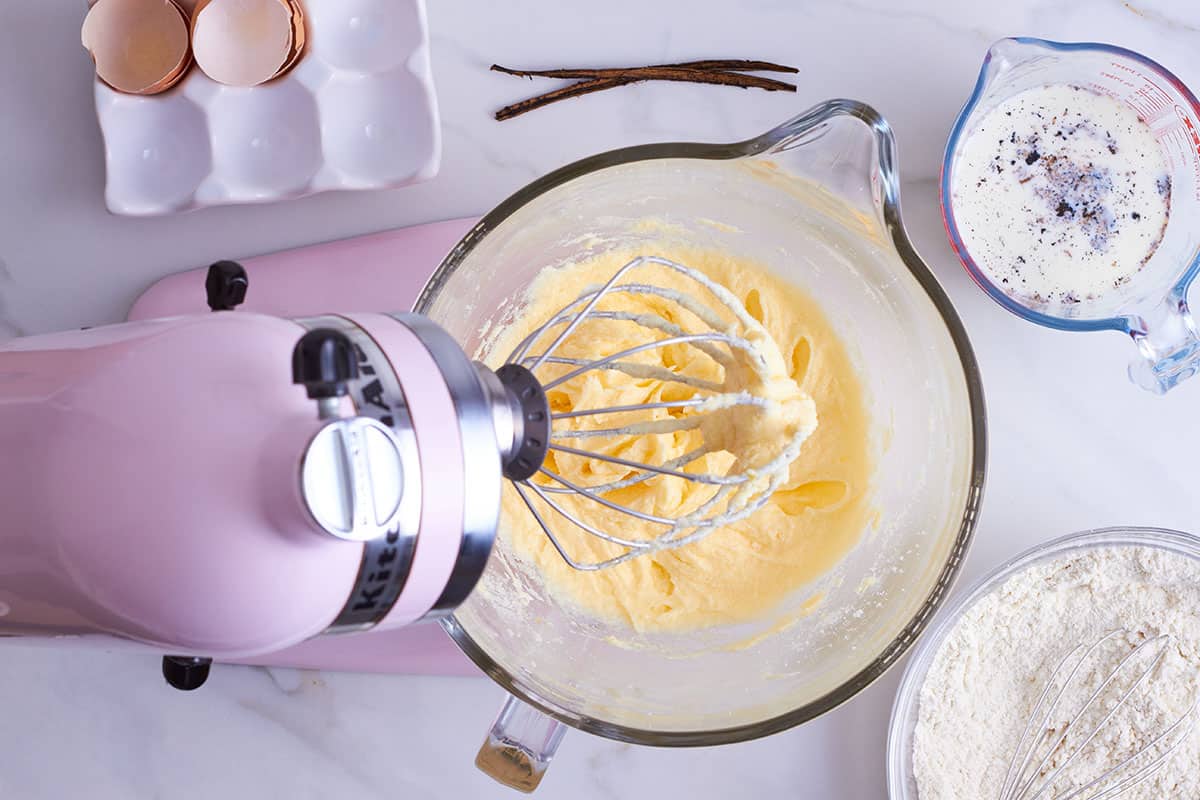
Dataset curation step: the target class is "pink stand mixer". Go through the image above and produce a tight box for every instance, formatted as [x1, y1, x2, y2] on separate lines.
[0, 257, 550, 688]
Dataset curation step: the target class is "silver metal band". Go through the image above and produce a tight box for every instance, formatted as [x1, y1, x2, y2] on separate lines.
[298, 315, 422, 634]
[389, 313, 501, 619]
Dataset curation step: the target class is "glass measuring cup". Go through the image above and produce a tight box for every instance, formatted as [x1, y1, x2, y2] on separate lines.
[942, 38, 1200, 394]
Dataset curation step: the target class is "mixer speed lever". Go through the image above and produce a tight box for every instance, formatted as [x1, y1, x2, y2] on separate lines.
[292, 329, 359, 420]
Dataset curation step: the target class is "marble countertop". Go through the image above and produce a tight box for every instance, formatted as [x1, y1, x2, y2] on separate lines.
[3, 1, 1200, 797]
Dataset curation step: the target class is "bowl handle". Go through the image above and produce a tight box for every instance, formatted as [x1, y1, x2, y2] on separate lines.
[475, 694, 567, 792]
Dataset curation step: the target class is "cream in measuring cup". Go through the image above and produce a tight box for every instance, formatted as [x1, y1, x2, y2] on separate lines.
[951, 83, 1172, 304]
[942, 38, 1200, 394]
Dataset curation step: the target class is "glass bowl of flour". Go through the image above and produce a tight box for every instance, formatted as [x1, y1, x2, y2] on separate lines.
[887, 526, 1200, 799]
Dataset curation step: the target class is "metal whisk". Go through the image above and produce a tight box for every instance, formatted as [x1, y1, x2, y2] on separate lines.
[1000, 630, 1197, 800]
[502, 255, 815, 571]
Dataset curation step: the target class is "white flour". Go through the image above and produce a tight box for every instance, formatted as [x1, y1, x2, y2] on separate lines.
[913, 545, 1200, 799]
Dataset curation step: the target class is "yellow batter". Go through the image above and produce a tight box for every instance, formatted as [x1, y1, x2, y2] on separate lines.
[484, 245, 872, 633]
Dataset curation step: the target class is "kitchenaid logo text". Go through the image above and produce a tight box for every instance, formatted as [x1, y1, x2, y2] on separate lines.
[346, 343, 406, 618]
[354, 343, 397, 429]
[352, 528, 403, 614]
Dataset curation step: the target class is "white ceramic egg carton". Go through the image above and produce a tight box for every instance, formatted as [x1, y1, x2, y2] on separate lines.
[93, 0, 440, 216]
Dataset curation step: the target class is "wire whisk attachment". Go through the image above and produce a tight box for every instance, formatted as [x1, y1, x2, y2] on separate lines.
[1000, 630, 1197, 800]
[504, 255, 816, 571]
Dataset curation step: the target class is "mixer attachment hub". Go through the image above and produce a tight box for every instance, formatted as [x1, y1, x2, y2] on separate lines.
[493, 364, 551, 482]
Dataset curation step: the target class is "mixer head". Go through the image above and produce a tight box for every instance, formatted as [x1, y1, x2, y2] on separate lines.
[492, 256, 817, 571]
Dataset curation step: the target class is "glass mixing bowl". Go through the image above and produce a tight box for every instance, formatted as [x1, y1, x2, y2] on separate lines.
[416, 99, 988, 789]
[886, 526, 1200, 799]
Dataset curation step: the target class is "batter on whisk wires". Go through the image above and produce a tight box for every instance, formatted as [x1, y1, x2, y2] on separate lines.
[481, 244, 873, 633]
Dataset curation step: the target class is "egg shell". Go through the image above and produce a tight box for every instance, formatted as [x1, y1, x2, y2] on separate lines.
[190, 0, 296, 87]
[82, 0, 192, 95]
[275, 0, 309, 79]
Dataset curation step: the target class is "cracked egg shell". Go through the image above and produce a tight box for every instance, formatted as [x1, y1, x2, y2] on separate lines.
[191, 0, 298, 87]
[275, 0, 308, 79]
[82, 0, 192, 96]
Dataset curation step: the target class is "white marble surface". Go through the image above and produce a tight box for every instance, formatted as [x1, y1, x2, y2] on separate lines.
[2, 1, 1200, 797]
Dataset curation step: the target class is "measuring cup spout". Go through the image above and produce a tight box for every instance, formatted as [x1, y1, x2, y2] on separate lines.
[1129, 293, 1200, 394]
[986, 37, 1043, 66]
[966, 38, 1046, 104]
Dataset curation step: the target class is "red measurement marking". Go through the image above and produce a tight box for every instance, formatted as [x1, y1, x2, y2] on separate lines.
[1100, 69, 1135, 89]
[1138, 87, 1163, 111]
[1128, 96, 1152, 118]
[1179, 107, 1200, 157]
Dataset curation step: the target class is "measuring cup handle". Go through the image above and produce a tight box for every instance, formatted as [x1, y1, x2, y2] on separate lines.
[1128, 293, 1200, 394]
[474, 694, 567, 793]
